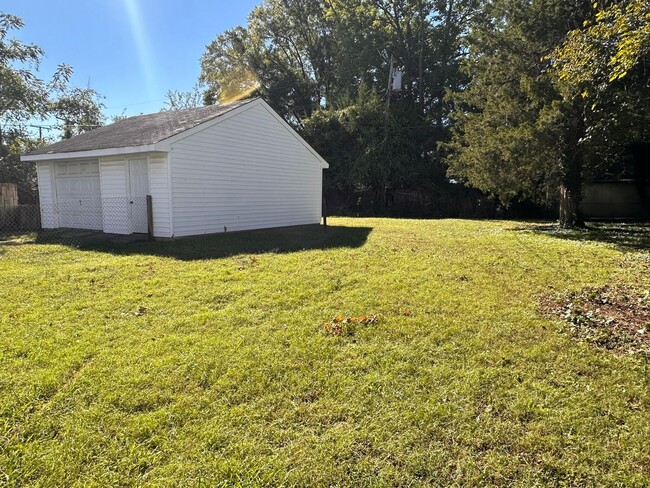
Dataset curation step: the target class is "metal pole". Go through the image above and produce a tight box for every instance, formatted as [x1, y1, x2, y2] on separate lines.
[146, 195, 154, 240]
[386, 54, 394, 109]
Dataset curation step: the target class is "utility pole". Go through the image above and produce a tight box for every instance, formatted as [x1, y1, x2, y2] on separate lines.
[386, 53, 394, 109]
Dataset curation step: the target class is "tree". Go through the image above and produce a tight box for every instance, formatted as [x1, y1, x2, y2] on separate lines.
[0, 127, 41, 203]
[1, 12, 106, 202]
[198, 0, 479, 212]
[550, 0, 650, 216]
[163, 85, 204, 110]
[0, 13, 68, 202]
[50, 87, 105, 139]
[302, 84, 425, 209]
[444, 0, 595, 227]
[0, 13, 71, 124]
[200, 0, 333, 119]
[550, 0, 650, 164]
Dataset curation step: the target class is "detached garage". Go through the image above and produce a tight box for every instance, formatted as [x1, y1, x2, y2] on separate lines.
[22, 98, 328, 238]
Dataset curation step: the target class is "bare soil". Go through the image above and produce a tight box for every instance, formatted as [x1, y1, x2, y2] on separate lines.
[540, 285, 650, 358]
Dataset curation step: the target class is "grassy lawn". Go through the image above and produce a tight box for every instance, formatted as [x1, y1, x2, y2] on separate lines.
[1, 218, 649, 486]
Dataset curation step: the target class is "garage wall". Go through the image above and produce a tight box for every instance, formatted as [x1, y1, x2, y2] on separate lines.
[32, 154, 170, 237]
[149, 156, 172, 238]
[99, 159, 130, 234]
[36, 162, 59, 228]
[169, 102, 324, 237]
[98, 155, 171, 237]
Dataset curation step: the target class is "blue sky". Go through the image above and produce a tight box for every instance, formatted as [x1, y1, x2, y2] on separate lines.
[4, 0, 259, 121]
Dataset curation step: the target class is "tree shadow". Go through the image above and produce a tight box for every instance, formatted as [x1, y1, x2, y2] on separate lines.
[24, 224, 373, 261]
[517, 222, 650, 252]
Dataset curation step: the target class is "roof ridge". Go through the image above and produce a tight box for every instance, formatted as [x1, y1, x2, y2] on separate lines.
[24, 97, 259, 156]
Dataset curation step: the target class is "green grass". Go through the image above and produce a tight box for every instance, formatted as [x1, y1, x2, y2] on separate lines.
[1, 218, 649, 487]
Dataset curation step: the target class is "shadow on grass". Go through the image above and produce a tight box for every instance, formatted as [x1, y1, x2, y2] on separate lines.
[12, 224, 373, 261]
[520, 222, 650, 252]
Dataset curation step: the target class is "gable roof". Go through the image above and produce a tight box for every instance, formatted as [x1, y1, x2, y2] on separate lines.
[25, 98, 257, 157]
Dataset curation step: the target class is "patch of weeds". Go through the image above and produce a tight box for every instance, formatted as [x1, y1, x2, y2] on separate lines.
[134, 306, 148, 316]
[541, 286, 650, 358]
[121, 306, 148, 317]
[235, 255, 259, 271]
[323, 314, 382, 336]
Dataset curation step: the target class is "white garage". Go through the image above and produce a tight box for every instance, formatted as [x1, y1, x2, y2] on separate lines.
[23, 98, 328, 238]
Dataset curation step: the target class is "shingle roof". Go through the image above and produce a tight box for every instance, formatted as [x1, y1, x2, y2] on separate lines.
[27, 98, 257, 156]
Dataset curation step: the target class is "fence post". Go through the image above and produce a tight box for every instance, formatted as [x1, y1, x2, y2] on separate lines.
[322, 195, 327, 229]
[146, 195, 154, 241]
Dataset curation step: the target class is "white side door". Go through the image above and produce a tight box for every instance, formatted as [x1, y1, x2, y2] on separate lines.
[129, 159, 149, 233]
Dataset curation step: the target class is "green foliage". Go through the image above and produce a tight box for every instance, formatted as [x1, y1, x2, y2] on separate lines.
[1, 12, 106, 139]
[49, 87, 105, 140]
[550, 0, 650, 163]
[444, 0, 595, 225]
[445, 0, 650, 226]
[200, 1, 331, 118]
[1, 219, 649, 485]
[552, 0, 650, 88]
[302, 86, 424, 193]
[0, 13, 73, 123]
[1, 14, 49, 122]
[0, 128, 42, 202]
[200, 1, 478, 204]
[163, 86, 204, 111]
[199, 26, 263, 106]
[0, 12, 107, 199]
[0, 13, 50, 202]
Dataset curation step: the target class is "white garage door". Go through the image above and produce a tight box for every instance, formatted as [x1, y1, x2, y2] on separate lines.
[55, 161, 103, 230]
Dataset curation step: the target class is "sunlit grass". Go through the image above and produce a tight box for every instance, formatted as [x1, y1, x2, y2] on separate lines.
[0, 218, 649, 486]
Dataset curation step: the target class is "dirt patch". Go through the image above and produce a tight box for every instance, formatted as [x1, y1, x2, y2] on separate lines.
[540, 286, 650, 359]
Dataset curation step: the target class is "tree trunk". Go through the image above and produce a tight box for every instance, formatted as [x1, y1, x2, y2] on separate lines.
[558, 155, 585, 228]
[63, 119, 73, 140]
[374, 186, 387, 215]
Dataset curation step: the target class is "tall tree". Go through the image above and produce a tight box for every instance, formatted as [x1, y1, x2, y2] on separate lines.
[444, 0, 595, 227]
[50, 87, 105, 139]
[201, 0, 335, 120]
[0, 12, 67, 202]
[163, 86, 204, 111]
[550, 0, 650, 162]
[303, 84, 423, 206]
[1, 12, 106, 201]
[550, 0, 650, 215]
[199, 0, 481, 211]
[0, 13, 71, 125]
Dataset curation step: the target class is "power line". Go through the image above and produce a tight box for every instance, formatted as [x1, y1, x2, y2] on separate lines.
[0, 123, 102, 129]
[104, 97, 167, 110]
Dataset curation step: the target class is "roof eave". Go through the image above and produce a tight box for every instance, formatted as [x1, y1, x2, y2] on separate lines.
[21, 143, 170, 162]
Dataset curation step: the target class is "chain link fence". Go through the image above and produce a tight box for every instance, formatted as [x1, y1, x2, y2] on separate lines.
[0, 197, 150, 247]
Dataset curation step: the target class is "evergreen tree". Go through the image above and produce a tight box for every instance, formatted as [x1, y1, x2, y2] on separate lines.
[444, 0, 594, 227]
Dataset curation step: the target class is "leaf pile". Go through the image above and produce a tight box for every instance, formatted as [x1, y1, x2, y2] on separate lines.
[323, 314, 381, 336]
[541, 286, 650, 358]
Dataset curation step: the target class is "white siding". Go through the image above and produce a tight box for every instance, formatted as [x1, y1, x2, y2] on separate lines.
[169, 103, 323, 237]
[149, 156, 172, 237]
[99, 159, 130, 234]
[36, 162, 58, 228]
